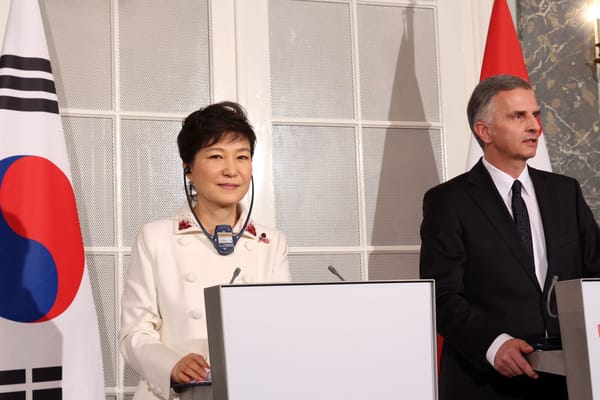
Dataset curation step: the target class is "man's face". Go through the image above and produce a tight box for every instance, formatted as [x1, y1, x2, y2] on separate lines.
[476, 88, 541, 166]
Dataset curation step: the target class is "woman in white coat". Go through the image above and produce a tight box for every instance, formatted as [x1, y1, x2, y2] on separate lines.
[119, 102, 291, 400]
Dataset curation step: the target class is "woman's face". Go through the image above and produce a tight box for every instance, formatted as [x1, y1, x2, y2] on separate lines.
[187, 134, 252, 210]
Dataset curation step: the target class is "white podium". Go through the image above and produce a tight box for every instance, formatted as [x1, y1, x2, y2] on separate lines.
[201, 280, 438, 400]
[526, 278, 600, 399]
[556, 279, 600, 400]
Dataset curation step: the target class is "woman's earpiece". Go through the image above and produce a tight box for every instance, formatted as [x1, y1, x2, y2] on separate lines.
[184, 166, 191, 175]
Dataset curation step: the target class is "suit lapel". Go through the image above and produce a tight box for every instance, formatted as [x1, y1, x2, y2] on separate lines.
[529, 167, 559, 292]
[467, 161, 540, 290]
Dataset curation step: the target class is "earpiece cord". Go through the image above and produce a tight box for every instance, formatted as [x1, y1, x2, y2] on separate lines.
[183, 170, 214, 240]
[183, 169, 254, 247]
[237, 176, 254, 238]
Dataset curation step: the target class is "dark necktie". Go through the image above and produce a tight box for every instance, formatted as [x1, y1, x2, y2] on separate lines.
[511, 180, 534, 264]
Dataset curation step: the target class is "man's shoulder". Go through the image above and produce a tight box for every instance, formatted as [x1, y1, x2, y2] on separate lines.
[529, 166, 579, 188]
[425, 170, 472, 197]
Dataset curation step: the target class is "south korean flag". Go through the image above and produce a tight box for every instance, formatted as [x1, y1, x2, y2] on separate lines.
[0, 1, 105, 399]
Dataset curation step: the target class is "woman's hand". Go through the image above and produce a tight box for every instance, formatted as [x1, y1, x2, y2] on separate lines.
[170, 353, 210, 383]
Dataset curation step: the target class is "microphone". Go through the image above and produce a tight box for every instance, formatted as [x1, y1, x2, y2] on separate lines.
[327, 265, 345, 281]
[531, 275, 562, 351]
[229, 267, 241, 284]
[546, 275, 559, 318]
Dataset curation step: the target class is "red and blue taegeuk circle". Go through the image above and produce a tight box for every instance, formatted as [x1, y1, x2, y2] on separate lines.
[0, 155, 84, 322]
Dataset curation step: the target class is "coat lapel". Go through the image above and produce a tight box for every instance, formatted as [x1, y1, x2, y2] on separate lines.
[467, 160, 540, 291]
[529, 167, 560, 292]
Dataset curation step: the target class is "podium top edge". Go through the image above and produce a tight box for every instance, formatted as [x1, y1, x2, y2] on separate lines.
[557, 278, 600, 284]
[210, 279, 435, 289]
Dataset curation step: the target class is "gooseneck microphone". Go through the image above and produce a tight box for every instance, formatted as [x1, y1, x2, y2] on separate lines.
[546, 275, 559, 318]
[532, 275, 562, 351]
[327, 265, 345, 281]
[229, 267, 241, 284]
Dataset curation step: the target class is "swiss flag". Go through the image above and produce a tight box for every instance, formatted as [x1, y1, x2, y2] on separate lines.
[465, 0, 552, 171]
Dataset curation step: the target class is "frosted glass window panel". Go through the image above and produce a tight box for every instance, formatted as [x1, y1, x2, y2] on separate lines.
[123, 362, 139, 388]
[358, 5, 439, 122]
[121, 119, 185, 246]
[363, 127, 441, 246]
[41, 0, 112, 110]
[273, 125, 360, 246]
[119, 0, 210, 113]
[121, 254, 140, 388]
[63, 116, 115, 247]
[368, 252, 420, 280]
[122, 253, 131, 288]
[289, 253, 362, 283]
[269, 0, 354, 119]
[87, 254, 117, 387]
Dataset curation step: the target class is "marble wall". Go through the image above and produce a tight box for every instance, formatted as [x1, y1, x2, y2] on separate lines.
[519, 0, 600, 219]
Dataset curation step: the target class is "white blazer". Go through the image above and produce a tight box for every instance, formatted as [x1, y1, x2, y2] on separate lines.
[119, 203, 291, 400]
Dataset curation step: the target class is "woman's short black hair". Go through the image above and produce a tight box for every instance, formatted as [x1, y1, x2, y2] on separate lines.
[177, 101, 257, 164]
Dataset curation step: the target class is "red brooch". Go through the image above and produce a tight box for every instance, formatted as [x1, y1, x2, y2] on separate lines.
[259, 232, 270, 244]
[246, 223, 269, 243]
[246, 223, 257, 236]
[178, 219, 192, 230]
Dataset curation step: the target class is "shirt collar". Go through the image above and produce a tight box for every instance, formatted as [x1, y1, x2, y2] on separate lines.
[482, 157, 533, 197]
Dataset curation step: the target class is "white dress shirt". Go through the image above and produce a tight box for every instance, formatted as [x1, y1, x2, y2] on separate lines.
[481, 158, 548, 366]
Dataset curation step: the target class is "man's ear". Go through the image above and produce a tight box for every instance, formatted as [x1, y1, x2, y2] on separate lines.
[473, 120, 492, 145]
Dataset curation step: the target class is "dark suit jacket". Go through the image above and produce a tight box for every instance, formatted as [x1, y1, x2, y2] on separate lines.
[419, 159, 600, 400]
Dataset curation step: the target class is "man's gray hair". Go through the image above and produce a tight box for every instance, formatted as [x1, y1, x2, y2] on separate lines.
[467, 74, 533, 148]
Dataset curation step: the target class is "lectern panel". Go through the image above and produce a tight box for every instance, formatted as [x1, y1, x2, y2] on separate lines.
[556, 278, 600, 400]
[205, 281, 437, 400]
[582, 281, 600, 398]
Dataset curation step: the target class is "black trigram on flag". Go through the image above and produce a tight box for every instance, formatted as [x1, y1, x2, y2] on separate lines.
[0, 366, 62, 400]
[0, 54, 58, 114]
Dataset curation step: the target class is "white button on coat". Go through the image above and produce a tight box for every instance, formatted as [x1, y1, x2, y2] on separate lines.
[177, 237, 191, 246]
[185, 272, 198, 282]
[245, 240, 257, 251]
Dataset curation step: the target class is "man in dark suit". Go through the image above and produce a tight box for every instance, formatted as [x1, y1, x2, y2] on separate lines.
[419, 74, 600, 399]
